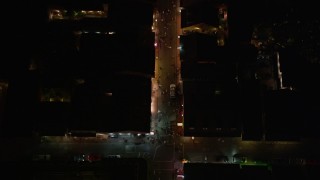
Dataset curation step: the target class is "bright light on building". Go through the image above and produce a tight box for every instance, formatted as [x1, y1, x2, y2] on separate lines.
[177, 123, 183, 126]
[177, 175, 184, 178]
[105, 92, 112, 96]
[182, 159, 189, 163]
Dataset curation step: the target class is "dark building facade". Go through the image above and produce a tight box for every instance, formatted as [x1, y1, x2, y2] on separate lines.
[180, 0, 320, 140]
[180, 0, 243, 137]
[3, 158, 148, 180]
[184, 162, 320, 180]
[0, 0, 156, 136]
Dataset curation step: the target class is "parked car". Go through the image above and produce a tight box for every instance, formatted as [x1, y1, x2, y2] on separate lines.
[170, 84, 176, 98]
